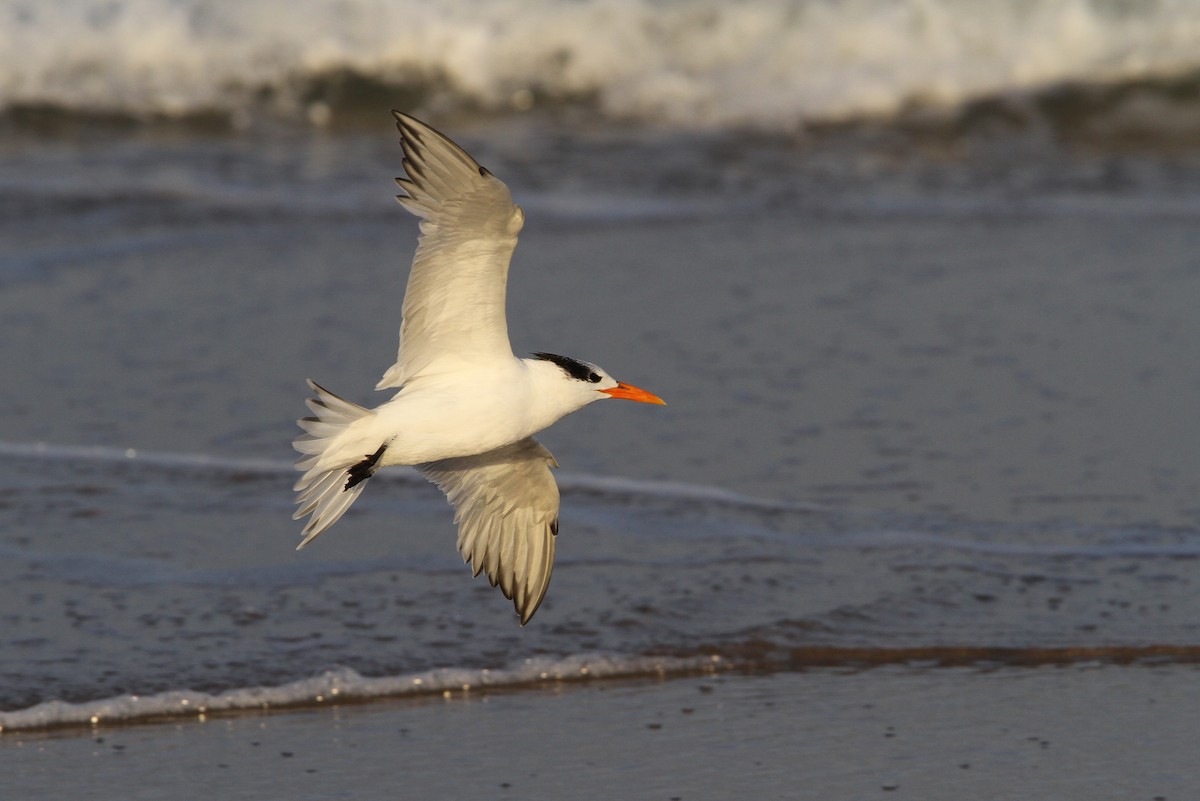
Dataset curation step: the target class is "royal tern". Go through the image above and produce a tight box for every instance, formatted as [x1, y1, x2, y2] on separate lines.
[293, 112, 664, 624]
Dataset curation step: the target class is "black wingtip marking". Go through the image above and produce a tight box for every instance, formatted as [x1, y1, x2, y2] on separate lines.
[550, 518, 559, 537]
[345, 443, 387, 491]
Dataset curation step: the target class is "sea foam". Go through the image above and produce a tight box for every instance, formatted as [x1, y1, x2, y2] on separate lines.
[0, 653, 723, 732]
[4, 0, 1200, 129]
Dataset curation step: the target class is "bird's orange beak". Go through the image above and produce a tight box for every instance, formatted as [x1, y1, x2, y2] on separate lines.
[600, 382, 666, 405]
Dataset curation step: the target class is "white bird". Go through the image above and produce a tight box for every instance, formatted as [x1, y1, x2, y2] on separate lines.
[293, 112, 664, 625]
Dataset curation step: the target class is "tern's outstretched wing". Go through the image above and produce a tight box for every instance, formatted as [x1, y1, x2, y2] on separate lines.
[377, 112, 525, 390]
[417, 437, 560, 625]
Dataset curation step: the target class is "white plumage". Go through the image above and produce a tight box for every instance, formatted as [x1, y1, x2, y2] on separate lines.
[293, 113, 663, 624]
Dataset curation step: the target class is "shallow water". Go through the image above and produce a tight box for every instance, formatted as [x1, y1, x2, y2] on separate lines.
[3, 130, 1198, 528]
[3, 118, 1200, 710]
[1, 414, 1198, 721]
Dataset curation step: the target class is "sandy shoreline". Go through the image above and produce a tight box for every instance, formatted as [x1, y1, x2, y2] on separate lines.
[7, 666, 1196, 800]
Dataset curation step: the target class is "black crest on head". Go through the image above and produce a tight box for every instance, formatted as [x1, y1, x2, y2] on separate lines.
[534, 352, 601, 383]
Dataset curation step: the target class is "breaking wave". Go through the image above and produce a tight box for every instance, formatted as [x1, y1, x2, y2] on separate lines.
[0, 654, 722, 732]
[5, 0, 1200, 137]
[6, 644, 1199, 733]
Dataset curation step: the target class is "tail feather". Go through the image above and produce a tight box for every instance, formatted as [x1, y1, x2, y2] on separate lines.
[292, 380, 378, 549]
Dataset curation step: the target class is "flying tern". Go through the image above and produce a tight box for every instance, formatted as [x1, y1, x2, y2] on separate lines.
[293, 112, 664, 624]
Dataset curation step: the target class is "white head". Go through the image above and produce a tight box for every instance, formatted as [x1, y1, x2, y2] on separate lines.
[531, 352, 665, 413]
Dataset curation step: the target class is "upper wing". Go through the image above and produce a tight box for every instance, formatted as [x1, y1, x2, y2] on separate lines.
[417, 437, 560, 625]
[377, 113, 525, 390]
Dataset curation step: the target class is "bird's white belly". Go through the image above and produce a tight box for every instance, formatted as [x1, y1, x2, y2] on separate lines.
[372, 376, 544, 466]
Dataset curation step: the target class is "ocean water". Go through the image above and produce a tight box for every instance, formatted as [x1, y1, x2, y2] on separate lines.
[2, 1, 1200, 797]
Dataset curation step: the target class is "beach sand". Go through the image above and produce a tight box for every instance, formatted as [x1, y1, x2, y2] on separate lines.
[8, 667, 1197, 800]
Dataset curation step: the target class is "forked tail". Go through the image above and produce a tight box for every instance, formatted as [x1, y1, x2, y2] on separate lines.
[293, 380, 381, 549]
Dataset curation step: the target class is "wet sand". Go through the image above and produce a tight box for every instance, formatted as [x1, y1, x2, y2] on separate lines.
[8, 667, 1197, 800]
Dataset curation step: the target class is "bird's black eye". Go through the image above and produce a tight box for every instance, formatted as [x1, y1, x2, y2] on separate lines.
[588, 372, 601, 383]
